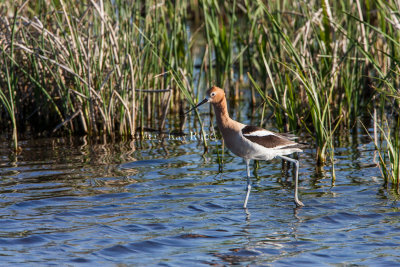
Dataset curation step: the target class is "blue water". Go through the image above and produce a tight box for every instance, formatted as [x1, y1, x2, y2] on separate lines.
[0, 133, 399, 266]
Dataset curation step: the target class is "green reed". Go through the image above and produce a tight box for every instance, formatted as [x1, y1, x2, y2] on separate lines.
[1, 0, 400, 189]
[240, 1, 399, 171]
[350, 0, 400, 188]
[0, 0, 194, 141]
[200, 0, 237, 88]
[363, 112, 400, 189]
[0, 10, 17, 151]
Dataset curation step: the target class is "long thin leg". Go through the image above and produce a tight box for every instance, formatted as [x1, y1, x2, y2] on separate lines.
[278, 155, 304, 207]
[243, 159, 251, 208]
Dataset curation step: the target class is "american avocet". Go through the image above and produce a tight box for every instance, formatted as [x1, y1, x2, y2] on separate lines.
[186, 86, 304, 208]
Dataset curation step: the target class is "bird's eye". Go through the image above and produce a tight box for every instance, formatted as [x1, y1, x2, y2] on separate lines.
[210, 92, 216, 97]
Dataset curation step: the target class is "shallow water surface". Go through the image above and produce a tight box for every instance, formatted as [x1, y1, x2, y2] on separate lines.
[0, 134, 399, 266]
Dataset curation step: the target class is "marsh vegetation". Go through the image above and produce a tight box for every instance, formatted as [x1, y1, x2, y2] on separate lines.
[0, 0, 399, 187]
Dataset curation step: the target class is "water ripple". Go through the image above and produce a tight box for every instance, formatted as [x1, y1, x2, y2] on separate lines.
[0, 137, 398, 265]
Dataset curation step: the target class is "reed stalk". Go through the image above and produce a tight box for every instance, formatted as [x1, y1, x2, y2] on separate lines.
[363, 114, 400, 189]
[1, 9, 19, 151]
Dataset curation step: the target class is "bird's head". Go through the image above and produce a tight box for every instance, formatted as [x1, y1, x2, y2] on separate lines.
[185, 86, 225, 115]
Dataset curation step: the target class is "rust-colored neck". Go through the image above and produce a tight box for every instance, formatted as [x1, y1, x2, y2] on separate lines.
[212, 96, 230, 128]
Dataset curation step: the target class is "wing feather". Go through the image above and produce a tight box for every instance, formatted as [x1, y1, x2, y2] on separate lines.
[241, 125, 298, 149]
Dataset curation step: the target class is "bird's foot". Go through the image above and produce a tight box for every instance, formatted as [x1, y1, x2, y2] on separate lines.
[294, 199, 305, 207]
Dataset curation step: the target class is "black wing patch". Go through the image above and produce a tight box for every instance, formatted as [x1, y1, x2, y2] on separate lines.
[241, 125, 265, 135]
[242, 125, 297, 149]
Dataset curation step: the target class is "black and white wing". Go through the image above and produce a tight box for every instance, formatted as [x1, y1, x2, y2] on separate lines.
[241, 125, 300, 149]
